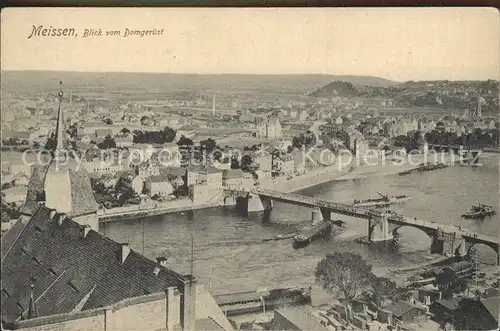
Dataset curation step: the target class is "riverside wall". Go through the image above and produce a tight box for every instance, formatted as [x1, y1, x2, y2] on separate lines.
[99, 151, 449, 222]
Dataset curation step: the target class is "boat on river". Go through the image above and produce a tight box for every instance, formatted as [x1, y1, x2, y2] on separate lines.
[293, 220, 332, 248]
[461, 204, 496, 219]
[398, 162, 449, 176]
[353, 192, 411, 207]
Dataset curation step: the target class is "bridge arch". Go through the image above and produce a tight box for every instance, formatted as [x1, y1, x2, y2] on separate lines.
[390, 225, 438, 252]
[391, 224, 438, 241]
[467, 243, 500, 266]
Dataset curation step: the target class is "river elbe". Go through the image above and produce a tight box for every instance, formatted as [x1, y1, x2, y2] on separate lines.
[101, 156, 499, 294]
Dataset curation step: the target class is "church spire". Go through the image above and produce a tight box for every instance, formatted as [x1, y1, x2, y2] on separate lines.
[54, 81, 65, 159]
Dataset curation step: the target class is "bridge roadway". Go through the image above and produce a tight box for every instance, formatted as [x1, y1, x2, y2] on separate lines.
[229, 187, 498, 246]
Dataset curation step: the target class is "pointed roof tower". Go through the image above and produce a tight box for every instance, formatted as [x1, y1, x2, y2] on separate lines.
[21, 80, 99, 231]
[54, 81, 65, 160]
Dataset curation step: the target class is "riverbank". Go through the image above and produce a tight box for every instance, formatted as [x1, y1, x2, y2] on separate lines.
[98, 153, 442, 222]
[99, 161, 356, 221]
[263, 160, 355, 193]
[98, 199, 214, 222]
[336, 153, 454, 181]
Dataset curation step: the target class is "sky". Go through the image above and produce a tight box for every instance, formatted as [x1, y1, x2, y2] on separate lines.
[1, 7, 499, 81]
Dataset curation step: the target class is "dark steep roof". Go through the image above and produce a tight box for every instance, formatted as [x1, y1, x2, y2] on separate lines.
[21, 158, 99, 217]
[481, 297, 500, 323]
[1, 206, 186, 324]
[382, 301, 424, 318]
[21, 164, 47, 215]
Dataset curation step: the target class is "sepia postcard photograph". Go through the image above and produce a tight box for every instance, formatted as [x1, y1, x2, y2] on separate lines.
[0, 7, 499, 331]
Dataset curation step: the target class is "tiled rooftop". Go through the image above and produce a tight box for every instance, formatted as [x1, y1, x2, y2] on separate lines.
[481, 297, 500, 323]
[1, 205, 186, 323]
[383, 301, 424, 318]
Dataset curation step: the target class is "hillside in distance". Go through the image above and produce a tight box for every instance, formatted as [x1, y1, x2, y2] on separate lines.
[309, 81, 361, 98]
[1, 71, 397, 98]
[310, 79, 499, 113]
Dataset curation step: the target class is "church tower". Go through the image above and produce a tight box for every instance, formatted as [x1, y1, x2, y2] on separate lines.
[21, 81, 100, 231]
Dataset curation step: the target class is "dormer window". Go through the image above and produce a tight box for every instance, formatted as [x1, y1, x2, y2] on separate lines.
[67, 280, 79, 293]
[47, 267, 58, 276]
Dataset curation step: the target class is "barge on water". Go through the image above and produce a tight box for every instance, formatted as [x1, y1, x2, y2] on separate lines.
[214, 287, 311, 316]
[462, 204, 496, 219]
[293, 220, 333, 248]
[353, 192, 411, 208]
[398, 162, 448, 176]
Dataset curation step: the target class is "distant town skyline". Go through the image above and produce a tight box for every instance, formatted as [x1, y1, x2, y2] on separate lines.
[1, 8, 499, 82]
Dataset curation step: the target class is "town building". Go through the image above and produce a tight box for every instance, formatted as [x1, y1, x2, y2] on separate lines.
[291, 151, 306, 175]
[188, 167, 223, 205]
[338, 128, 368, 155]
[297, 110, 308, 122]
[198, 167, 223, 187]
[2, 186, 28, 206]
[254, 115, 282, 139]
[222, 169, 254, 190]
[272, 154, 295, 175]
[114, 135, 134, 148]
[252, 153, 273, 172]
[135, 160, 160, 179]
[82, 158, 123, 175]
[378, 301, 428, 326]
[12, 173, 30, 187]
[272, 307, 328, 331]
[145, 175, 174, 197]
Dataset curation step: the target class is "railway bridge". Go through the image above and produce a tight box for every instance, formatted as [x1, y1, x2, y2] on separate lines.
[225, 187, 499, 264]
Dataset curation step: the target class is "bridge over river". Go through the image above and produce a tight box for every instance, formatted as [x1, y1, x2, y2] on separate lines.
[226, 187, 499, 264]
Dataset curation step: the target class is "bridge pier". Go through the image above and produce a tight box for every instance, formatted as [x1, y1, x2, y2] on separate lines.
[243, 193, 273, 214]
[311, 208, 323, 224]
[431, 231, 468, 257]
[368, 212, 393, 242]
[454, 237, 468, 257]
[320, 207, 331, 221]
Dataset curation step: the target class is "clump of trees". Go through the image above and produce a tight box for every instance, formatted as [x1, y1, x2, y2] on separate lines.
[315, 252, 374, 303]
[393, 131, 424, 152]
[315, 252, 407, 322]
[133, 126, 176, 144]
[98, 135, 116, 149]
[91, 176, 139, 208]
[292, 130, 317, 149]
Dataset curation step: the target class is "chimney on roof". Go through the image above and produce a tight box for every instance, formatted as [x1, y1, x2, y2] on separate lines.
[82, 224, 91, 238]
[57, 213, 66, 226]
[27, 284, 38, 320]
[180, 275, 197, 331]
[119, 243, 130, 264]
[156, 257, 168, 267]
[49, 209, 57, 220]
